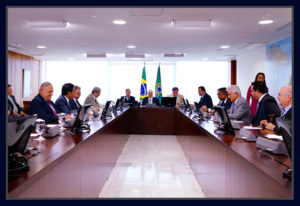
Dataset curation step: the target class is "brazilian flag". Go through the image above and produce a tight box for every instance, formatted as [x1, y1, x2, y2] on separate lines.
[140, 66, 147, 100]
[155, 65, 162, 104]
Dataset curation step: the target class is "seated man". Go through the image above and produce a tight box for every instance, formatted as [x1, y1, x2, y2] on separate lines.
[260, 85, 292, 134]
[55, 83, 75, 114]
[84, 87, 101, 111]
[251, 81, 281, 126]
[142, 90, 160, 106]
[29, 82, 59, 124]
[69, 85, 81, 113]
[227, 85, 252, 124]
[198, 86, 213, 111]
[120, 88, 136, 103]
[210, 87, 232, 114]
[8, 84, 26, 116]
[167, 87, 185, 106]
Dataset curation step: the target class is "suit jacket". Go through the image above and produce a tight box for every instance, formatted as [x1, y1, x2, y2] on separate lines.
[55, 95, 73, 114]
[69, 98, 81, 113]
[84, 93, 100, 108]
[251, 94, 281, 126]
[227, 96, 252, 124]
[120, 96, 136, 103]
[8, 95, 22, 114]
[199, 93, 213, 108]
[218, 98, 232, 110]
[167, 94, 185, 105]
[274, 107, 292, 134]
[142, 97, 160, 106]
[29, 94, 58, 124]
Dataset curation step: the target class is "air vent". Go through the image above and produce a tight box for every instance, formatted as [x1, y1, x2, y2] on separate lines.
[86, 53, 106, 58]
[164, 53, 184, 57]
[237, 42, 269, 50]
[8, 43, 23, 50]
[127, 59, 153, 61]
[171, 19, 212, 28]
[274, 21, 292, 32]
[125, 53, 145, 58]
[28, 21, 69, 29]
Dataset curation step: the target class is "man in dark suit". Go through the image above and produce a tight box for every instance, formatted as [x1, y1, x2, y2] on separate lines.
[120, 88, 135, 103]
[142, 90, 160, 106]
[8, 84, 26, 116]
[251, 81, 281, 126]
[29, 82, 59, 123]
[55, 83, 75, 114]
[198, 86, 213, 111]
[260, 85, 292, 133]
[217, 87, 232, 110]
[69, 85, 81, 113]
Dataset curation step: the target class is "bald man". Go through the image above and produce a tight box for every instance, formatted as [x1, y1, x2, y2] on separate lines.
[260, 85, 292, 133]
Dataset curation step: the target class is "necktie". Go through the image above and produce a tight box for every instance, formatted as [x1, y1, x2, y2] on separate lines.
[47, 101, 58, 116]
[231, 102, 236, 113]
[76, 99, 80, 107]
[281, 108, 285, 118]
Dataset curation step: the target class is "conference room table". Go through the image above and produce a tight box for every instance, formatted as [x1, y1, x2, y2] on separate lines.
[7, 106, 292, 198]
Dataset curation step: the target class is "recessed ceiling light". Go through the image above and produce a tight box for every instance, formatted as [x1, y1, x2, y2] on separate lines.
[220, 45, 230, 49]
[91, 15, 98, 18]
[113, 20, 127, 25]
[127, 45, 136, 49]
[258, 20, 274, 25]
[37, 45, 46, 49]
[202, 58, 208, 61]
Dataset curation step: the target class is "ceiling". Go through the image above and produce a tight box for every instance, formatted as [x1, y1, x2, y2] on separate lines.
[7, 7, 292, 62]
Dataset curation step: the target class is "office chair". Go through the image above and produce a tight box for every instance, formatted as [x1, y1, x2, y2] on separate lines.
[276, 117, 292, 178]
[7, 115, 37, 173]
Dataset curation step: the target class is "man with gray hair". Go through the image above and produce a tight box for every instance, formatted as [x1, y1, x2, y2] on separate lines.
[29, 82, 59, 123]
[142, 89, 160, 106]
[84, 87, 101, 111]
[260, 85, 292, 133]
[227, 85, 252, 124]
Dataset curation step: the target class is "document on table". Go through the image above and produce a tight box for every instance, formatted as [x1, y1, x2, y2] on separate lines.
[264, 134, 283, 141]
[243, 126, 261, 130]
[232, 120, 244, 123]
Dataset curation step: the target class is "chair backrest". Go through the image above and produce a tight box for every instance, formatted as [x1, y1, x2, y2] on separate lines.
[7, 115, 37, 154]
[23, 101, 31, 114]
[276, 117, 292, 159]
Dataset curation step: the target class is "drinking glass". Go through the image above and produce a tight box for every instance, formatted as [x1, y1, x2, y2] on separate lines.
[34, 119, 46, 153]
[58, 113, 66, 132]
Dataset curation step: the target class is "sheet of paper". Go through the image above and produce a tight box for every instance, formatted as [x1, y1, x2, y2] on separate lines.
[264, 134, 283, 141]
[30, 133, 39, 137]
[232, 120, 244, 123]
[243, 126, 261, 130]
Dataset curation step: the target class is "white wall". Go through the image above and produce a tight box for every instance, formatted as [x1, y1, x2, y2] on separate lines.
[236, 47, 266, 98]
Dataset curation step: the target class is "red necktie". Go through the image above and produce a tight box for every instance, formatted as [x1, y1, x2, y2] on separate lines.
[47, 101, 58, 116]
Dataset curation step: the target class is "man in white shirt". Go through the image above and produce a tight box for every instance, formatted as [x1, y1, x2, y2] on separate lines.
[55, 83, 75, 114]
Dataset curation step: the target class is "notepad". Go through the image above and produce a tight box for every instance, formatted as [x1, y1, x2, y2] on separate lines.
[243, 126, 261, 130]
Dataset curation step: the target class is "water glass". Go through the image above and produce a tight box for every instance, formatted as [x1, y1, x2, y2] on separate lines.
[58, 113, 66, 132]
[34, 119, 46, 153]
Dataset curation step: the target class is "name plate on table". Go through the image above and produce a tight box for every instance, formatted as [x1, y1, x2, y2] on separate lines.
[256, 136, 288, 155]
[239, 128, 257, 141]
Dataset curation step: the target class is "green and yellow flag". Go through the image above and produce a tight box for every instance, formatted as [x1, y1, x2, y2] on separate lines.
[155, 65, 162, 104]
[140, 66, 147, 100]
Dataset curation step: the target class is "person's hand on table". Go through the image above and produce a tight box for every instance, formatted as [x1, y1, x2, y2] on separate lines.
[201, 105, 208, 112]
[66, 114, 73, 120]
[20, 111, 27, 116]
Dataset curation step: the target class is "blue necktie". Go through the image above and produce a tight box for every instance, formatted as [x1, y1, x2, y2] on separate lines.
[280, 108, 285, 118]
[231, 102, 236, 113]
